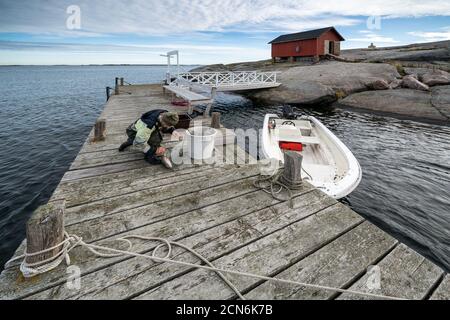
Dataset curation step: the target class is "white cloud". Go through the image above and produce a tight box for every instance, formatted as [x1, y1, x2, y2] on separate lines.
[349, 31, 399, 43]
[408, 27, 450, 42]
[2, 0, 450, 64]
[1, 0, 450, 36]
[0, 40, 269, 64]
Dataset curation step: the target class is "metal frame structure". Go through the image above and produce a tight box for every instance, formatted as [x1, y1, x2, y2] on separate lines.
[160, 50, 179, 83]
[175, 71, 279, 88]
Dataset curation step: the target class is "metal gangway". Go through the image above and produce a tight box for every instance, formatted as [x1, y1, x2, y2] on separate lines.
[175, 71, 281, 92]
[161, 50, 281, 115]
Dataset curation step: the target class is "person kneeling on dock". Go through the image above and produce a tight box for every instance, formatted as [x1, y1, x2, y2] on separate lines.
[118, 109, 179, 165]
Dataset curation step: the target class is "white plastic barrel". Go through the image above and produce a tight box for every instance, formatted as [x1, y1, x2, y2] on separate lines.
[185, 127, 217, 160]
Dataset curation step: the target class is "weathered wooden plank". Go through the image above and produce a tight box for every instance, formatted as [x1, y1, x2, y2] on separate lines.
[70, 153, 145, 170]
[98, 106, 169, 117]
[56, 161, 218, 195]
[65, 178, 267, 242]
[430, 274, 450, 300]
[78, 142, 132, 154]
[64, 164, 261, 226]
[233, 143, 258, 165]
[52, 166, 226, 207]
[62, 160, 150, 182]
[75, 133, 236, 169]
[66, 177, 315, 244]
[27, 188, 330, 300]
[74, 134, 239, 167]
[79, 126, 236, 155]
[73, 148, 141, 162]
[134, 203, 364, 300]
[63, 142, 237, 185]
[337, 243, 445, 300]
[244, 221, 398, 300]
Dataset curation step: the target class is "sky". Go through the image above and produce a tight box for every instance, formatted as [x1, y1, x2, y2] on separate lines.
[1, 0, 450, 65]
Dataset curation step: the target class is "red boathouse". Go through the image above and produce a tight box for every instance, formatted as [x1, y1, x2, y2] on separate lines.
[269, 26, 345, 62]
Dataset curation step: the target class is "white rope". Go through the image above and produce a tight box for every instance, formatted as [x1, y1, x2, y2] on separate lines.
[6, 233, 406, 300]
[6, 233, 75, 278]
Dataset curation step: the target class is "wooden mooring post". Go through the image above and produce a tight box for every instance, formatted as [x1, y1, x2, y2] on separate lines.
[115, 77, 120, 95]
[281, 151, 303, 187]
[106, 87, 112, 101]
[93, 119, 106, 142]
[120, 78, 124, 86]
[211, 112, 221, 129]
[25, 200, 65, 269]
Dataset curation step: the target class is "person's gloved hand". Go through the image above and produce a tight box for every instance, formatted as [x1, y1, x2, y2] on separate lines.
[155, 147, 166, 156]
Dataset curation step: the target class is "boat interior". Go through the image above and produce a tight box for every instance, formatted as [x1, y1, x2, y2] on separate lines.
[270, 117, 338, 182]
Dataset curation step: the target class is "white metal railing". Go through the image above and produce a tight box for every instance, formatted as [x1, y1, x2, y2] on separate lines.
[169, 77, 212, 95]
[176, 71, 279, 88]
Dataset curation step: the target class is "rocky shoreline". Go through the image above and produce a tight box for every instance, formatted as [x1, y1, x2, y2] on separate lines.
[193, 40, 450, 124]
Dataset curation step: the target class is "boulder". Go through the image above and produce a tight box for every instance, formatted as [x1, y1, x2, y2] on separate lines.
[401, 75, 430, 91]
[368, 79, 390, 90]
[404, 67, 430, 79]
[248, 81, 336, 105]
[190, 64, 228, 72]
[431, 85, 450, 119]
[247, 61, 400, 105]
[421, 69, 450, 87]
[341, 40, 450, 63]
[389, 79, 402, 89]
[337, 89, 448, 122]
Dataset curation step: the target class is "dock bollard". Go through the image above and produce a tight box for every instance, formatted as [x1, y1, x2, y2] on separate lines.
[25, 200, 65, 271]
[120, 78, 124, 86]
[106, 87, 112, 101]
[115, 77, 120, 95]
[211, 112, 221, 129]
[93, 119, 106, 142]
[281, 151, 303, 188]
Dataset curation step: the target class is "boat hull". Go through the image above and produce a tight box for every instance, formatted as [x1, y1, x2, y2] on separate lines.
[261, 114, 362, 199]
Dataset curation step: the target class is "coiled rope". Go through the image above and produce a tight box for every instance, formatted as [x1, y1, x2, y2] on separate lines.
[253, 168, 304, 208]
[6, 232, 405, 300]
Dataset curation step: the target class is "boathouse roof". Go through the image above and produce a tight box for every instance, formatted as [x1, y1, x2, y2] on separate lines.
[269, 27, 345, 44]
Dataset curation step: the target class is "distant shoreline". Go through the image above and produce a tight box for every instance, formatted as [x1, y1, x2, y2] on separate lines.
[0, 64, 201, 67]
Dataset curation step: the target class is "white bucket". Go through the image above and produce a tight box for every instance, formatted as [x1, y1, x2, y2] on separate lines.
[185, 127, 217, 160]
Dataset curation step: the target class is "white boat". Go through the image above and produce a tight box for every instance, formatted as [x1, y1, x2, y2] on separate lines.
[261, 112, 362, 199]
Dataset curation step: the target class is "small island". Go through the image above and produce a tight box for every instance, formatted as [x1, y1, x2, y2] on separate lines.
[193, 39, 450, 124]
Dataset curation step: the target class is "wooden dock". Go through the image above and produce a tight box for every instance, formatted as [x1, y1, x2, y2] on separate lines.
[0, 83, 448, 300]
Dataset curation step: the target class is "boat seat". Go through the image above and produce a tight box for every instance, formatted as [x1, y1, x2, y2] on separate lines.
[294, 120, 313, 136]
[275, 126, 320, 145]
[275, 119, 312, 136]
[298, 136, 321, 145]
[276, 125, 303, 141]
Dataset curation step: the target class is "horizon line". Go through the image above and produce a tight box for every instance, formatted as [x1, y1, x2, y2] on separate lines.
[0, 64, 203, 67]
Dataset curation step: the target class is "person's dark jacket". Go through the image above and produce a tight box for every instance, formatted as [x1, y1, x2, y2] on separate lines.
[138, 109, 175, 164]
[140, 109, 175, 134]
[140, 109, 167, 129]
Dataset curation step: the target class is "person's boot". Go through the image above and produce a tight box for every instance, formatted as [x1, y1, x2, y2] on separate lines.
[118, 141, 132, 152]
[144, 146, 162, 165]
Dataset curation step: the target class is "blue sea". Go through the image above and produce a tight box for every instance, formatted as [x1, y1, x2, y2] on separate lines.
[0, 65, 449, 272]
